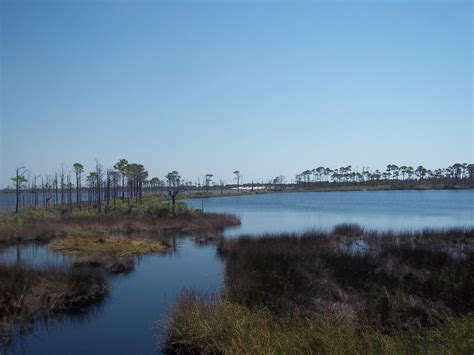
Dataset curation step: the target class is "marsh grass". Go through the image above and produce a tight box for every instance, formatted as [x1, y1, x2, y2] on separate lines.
[165, 226, 474, 354]
[220, 227, 474, 330]
[165, 291, 474, 355]
[0, 263, 108, 344]
[0, 203, 240, 245]
[49, 235, 167, 256]
[48, 235, 168, 273]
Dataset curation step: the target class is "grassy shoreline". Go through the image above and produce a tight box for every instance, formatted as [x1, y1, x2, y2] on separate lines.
[164, 225, 474, 354]
[0, 200, 240, 246]
[0, 263, 109, 344]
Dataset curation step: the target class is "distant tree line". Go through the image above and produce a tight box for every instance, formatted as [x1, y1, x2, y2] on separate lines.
[7, 161, 473, 213]
[294, 163, 474, 185]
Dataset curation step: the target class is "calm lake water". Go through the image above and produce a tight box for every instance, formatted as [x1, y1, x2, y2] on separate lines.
[188, 190, 474, 235]
[1, 190, 473, 354]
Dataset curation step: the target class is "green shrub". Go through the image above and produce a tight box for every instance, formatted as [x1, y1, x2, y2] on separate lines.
[145, 201, 192, 218]
[145, 203, 172, 217]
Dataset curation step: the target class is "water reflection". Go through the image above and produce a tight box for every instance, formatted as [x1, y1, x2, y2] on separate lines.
[1, 237, 224, 354]
[0, 243, 72, 268]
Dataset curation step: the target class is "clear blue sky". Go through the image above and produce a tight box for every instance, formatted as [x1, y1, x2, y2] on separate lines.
[1, 0, 472, 187]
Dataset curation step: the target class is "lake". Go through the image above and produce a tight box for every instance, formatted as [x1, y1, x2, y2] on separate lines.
[188, 189, 474, 235]
[1, 190, 473, 354]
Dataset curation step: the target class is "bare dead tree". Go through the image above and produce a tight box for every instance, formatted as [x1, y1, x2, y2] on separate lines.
[95, 160, 103, 213]
[54, 172, 59, 206]
[60, 165, 66, 205]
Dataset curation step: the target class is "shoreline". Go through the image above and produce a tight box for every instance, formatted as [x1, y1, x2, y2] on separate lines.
[181, 183, 473, 201]
[0, 202, 241, 248]
[0, 184, 472, 212]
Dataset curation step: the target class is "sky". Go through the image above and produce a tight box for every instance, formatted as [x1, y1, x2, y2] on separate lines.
[0, 0, 472, 187]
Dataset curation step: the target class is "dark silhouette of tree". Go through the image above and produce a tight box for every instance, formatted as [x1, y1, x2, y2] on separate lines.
[150, 177, 160, 195]
[67, 173, 73, 212]
[468, 164, 474, 183]
[73, 163, 84, 205]
[54, 173, 59, 205]
[125, 163, 148, 203]
[95, 161, 103, 213]
[60, 165, 66, 205]
[86, 172, 97, 205]
[205, 174, 213, 193]
[233, 171, 241, 192]
[416, 166, 427, 181]
[166, 171, 181, 209]
[114, 159, 128, 200]
[32, 175, 40, 207]
[451, 163, 464, 182]
[11, 167, 27, 213]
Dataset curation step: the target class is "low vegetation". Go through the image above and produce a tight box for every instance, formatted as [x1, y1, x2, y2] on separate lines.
[0, 263, 108, 344]
[49, 235, 167, 256]
[49, 235, 168, 272]
[164, 226, 474, 354]
[166, 292, 473, 354]
[0, 199, 240, 245]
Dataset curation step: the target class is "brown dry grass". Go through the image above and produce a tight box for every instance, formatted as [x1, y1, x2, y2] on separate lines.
[48, 234, 168, 273]
[0, 210, 240, 245]
[164, 226, 474, 354]
[49, 235, 167, 256]
[0, 264, 108, 344]
[165, 291, 474, 355]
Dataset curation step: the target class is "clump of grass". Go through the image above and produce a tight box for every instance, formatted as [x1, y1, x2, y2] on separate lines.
[49, 235, 168, 256]
[332, 223, 364, 237]
[0, 263, 108, 343]
[164, 291, 474, 354]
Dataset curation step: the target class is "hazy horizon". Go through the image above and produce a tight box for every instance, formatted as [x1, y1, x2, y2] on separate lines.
[1, 0, 472, 187]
